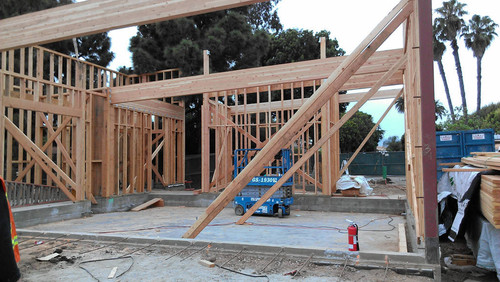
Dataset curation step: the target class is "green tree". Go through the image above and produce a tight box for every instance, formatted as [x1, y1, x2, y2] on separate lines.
[339, 111, 384, 153]
[462, 15, 498, 112]
[434, 0, 468, 119]
[0, 0, 114, 67]
[264, 29, 345, 66]
[129, 2, 281, 154]
[439, 102, 500, 132]
[433, 23, 455, 120]
[384, 136, 403, 151]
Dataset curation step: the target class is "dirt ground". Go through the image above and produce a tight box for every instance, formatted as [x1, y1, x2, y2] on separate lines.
[18, 235, 434, 281]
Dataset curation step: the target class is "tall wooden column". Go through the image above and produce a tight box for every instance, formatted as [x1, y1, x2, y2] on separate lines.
[201, 50, 210, 192]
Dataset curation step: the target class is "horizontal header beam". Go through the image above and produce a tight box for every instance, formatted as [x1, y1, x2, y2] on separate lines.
[229, 88, 403, 114]
[116, 100, 185, 120]
[0, 0, 266, 51]
[111, 49, 404, 104]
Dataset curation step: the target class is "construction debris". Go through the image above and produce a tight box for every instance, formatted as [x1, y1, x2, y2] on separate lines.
[198, 259, 215, 268]
[131, 198, 165, 211]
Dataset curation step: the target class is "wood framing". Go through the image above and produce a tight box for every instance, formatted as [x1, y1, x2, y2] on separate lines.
[0, 46, 185, 201]
[183, 0, 414, 238]
[1, 0, 439, 264]
[0, 0, 267, 51]
[110, 49, 404, 103]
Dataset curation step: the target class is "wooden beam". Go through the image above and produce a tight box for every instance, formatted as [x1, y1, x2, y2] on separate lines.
[110, 50, 404, 104]
[182, 0, 412, 238]
[3, 96, 82, 117]
[116, 100, 185, 120]
[0, 0, 267, 51]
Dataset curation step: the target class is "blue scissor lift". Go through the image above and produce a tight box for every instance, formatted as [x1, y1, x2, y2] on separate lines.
[233, 148, 293, 218]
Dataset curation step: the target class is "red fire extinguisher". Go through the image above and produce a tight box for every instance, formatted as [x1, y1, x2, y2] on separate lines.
[347, 221, 359, 251]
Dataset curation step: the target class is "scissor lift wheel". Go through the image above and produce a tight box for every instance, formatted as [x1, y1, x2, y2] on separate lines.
[235, 205, 244, 216]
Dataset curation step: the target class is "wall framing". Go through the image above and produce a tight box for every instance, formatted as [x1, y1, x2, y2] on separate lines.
[0, 0, 438, 263]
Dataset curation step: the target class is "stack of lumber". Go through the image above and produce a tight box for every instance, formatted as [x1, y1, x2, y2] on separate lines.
[462, 152, 500, 171]
[480, 175, 500, 228]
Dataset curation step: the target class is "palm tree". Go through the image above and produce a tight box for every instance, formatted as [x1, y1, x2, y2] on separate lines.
[395, 97, 404, 113]
[434, 100, 447, 121]
[434, 0, 468, 119]
[433, 23, 455, 121]
[462, 15, 498, 112]
[395, 97, 447, 121]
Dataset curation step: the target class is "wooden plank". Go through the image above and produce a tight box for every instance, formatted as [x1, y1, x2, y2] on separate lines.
[483, 175, 500, 185]
[131, 198, 164, 212]
[3, 96, 82, 117]
[110, 50, 404, 103]
[199, 260, 215, 268]
[0, 0, 267, 51]
[116, 100, 184, 120]
[439, 162, 464, 167]
[398, 223, 408, 253]
[182, 0, 412, 237]
[442, 168, 490, 172]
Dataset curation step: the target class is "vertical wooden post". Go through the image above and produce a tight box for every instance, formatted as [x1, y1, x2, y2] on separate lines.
[105, 89, 115, 197]
[147, 114, 153, 191]
[201, 50, 210, 192]
[330, 93, 340, 193]
[0, 52, 5, 177]
[319, 38, 331, 194]
[34, 48, 43, 184]
[75, 62, 85, 201]
[417, 0, 439, 264]
[6, 51, 14, 181]
[320, 37, 326, 59]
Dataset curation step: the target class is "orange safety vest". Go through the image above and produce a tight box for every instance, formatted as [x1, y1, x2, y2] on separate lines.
[1, 177, 20, 263]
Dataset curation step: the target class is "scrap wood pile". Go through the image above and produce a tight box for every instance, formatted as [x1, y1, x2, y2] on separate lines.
[462, 152, 500, 171]
[480, 175, 500, 228]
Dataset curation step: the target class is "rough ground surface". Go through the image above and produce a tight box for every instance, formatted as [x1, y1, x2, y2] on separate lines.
[18, 237, 433, 281]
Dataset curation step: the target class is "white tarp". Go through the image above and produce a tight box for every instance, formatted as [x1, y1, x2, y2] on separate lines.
[336, 175, 373, 195]
[437, 165, 480, 241]
[466, 215, 500, 280]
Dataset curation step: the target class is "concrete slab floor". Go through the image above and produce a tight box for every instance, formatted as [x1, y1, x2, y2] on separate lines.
[25, 206, 405, 253]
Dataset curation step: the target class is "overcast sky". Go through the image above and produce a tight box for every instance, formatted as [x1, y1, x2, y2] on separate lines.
[106, 0, 500, 141]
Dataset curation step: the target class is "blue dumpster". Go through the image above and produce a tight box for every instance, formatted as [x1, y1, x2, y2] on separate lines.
[436, 129, 495, 180]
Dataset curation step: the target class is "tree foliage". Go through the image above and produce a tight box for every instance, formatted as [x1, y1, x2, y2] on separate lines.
[434, 0, 468, 118]
[130, 3, 282, 75]
[384, 136, 403, 152]
[128, 1, 348, 154]
[264, 29, 345, 66]
[339, 111, 384, 153]
[439, 102, 500, 133]
[1, 0, 114, 67]
[462, 14, 498, 112]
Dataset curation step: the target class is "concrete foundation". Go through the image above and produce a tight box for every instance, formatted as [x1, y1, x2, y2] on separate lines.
[293, 194, 406, 214]
[13, 191, 441, 280]
[91, 193, 150, 214]
[12, 201, 91, 228]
